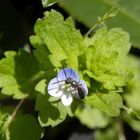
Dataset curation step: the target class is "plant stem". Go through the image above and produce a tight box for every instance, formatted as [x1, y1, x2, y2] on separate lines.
[84, 22, 99, 37]
[1, 98, 26, 133]
[118, 122, 126, 140]
[11, 98, 25, 119]
[84, 16, 105, 38]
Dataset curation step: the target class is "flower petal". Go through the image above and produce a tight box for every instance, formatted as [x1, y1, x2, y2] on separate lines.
[48, 77, 63, 97]
[48, 88, 63, 97]
[79, 80, 88, 95]
[61, 93, 73, 106]
[48, 77, 58, 90]
[57, 68, 80, 82]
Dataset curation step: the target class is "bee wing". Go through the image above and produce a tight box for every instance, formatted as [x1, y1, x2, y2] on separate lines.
[79, 80, 88, 96]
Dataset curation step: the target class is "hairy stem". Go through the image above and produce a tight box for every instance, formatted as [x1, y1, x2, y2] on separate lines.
[84, 17, 105, 37]
[11, 98, 25, 119]
[84, 22, 100, 37]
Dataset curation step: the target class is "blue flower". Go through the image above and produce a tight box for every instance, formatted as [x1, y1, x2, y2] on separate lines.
[48, 68, 88, 106]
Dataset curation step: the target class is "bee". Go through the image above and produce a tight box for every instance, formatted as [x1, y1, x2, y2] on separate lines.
[65, 77, 86, 99]
[49, 68, 87, 99]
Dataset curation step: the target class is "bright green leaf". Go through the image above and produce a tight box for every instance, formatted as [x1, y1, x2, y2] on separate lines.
[124, 56, 140, 111]
[85, 93, 123, 116]
[75, 105, 110, 129]
[0, 50, 39, 99]
[35, 94, 68, 127]
[85, 26, 132, 90]
[62, 0, 140, 48]
[35, 79, 47, 95]
[30, 10, 84, 70]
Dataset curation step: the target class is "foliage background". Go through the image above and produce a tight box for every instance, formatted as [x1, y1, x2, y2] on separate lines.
[0, 0, 140, 140]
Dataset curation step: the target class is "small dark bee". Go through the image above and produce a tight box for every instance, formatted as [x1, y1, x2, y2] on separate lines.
[77, 85, 86, 99]
[65, 77, 86, 99]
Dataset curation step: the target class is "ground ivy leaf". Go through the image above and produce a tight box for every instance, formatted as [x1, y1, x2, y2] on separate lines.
[30, 10, 83, 70]
[9, 115, 43, 140]
[75, 105, 110, 129]
[0, 50, 39, 99]
[85, 93, 123, 116]
[85, 26, 132, 90]
[35, 94, 68, 127]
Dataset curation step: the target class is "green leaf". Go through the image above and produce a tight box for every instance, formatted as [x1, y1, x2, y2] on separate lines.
[41, 0, 60, 7]
[30, 10, 83, 70]
[9, 115, 43, 140]
[30, 35, 55, 73]
[124, 114, 140, 133]
[62, 0, 140, 48]
[0, 50, 39, 99]
[0, 110, 43, 140]
[124, 56, 140, 111]
[127, 108, 140, 121]
[75, 105, 110, 129]
[85, 26, 132, 90]
[35, 79, 47, 95]
[85, 93, 123, 116]
[94, 124, 119, 140]
[35, 94, 68, 127]
[0, 113, 12, 140]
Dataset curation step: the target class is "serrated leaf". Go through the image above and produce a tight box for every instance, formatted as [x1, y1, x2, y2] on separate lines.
[30, 10, 83, 70]
[85, 26, 132, 90]
[9, 115, 43, 140]
[0, 50, 39, 99]
[85, 93, 123, 116]
[75, 105, 109, 129]
[36, 94, 68, 127]
[62, 0, 140, 48]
